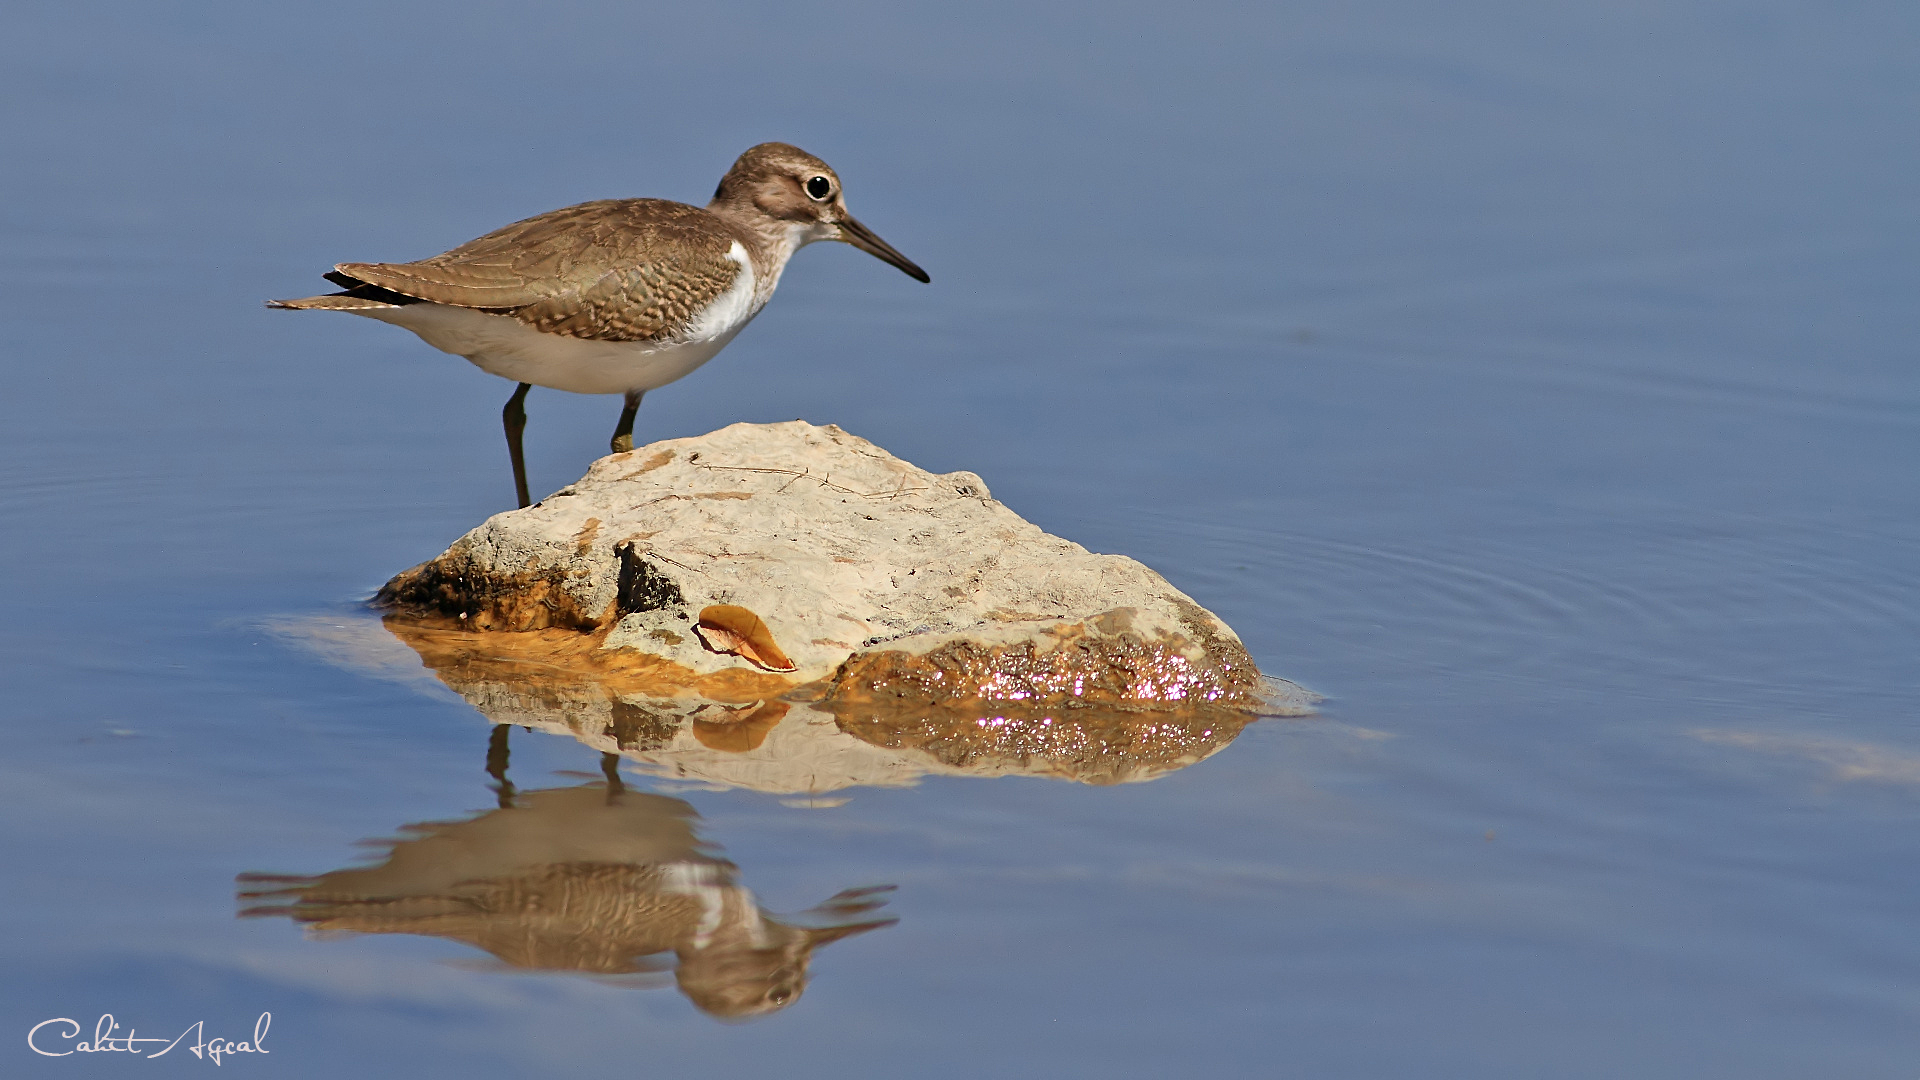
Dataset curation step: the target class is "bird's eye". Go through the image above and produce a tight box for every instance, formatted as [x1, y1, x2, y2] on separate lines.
[805, 175, 833, 201]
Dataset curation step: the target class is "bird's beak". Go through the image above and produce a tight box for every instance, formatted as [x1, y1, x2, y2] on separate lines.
[836, 214, 930, 283]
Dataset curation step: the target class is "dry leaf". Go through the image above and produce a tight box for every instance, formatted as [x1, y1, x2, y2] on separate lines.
[694, 605, 797, 672]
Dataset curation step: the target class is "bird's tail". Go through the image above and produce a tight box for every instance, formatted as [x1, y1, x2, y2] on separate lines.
[267, 270, 424, 311]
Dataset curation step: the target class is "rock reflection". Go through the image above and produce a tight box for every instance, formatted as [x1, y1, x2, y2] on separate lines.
[380, 616, 1292, 794]
[237, 759, 895, 1019]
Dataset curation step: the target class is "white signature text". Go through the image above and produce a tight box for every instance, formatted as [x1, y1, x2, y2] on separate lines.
[28, 1013, 271, 1065]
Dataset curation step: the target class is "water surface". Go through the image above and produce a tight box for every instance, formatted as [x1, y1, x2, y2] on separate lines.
[4, 2, 1919, 1076]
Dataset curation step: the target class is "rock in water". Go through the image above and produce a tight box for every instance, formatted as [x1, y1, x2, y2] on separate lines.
[375, 421, 1266, 713]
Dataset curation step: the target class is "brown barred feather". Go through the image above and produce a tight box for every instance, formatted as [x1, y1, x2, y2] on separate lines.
[334, 199, 746, 342]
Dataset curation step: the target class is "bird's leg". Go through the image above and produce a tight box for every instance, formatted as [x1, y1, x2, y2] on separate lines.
[502, 382, 532, 509]
[610, 390, 644, 454]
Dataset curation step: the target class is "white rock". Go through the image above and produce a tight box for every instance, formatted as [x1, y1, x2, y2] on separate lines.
[376, 421, 1265, 711]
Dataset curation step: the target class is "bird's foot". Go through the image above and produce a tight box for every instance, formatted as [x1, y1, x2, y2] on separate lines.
[611, 433, 634, 454]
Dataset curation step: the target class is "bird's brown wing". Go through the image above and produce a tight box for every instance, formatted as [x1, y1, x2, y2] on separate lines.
[333, 199, 745, 342]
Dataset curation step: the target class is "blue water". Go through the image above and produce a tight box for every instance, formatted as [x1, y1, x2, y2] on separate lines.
[5, 2, 1919, 1076]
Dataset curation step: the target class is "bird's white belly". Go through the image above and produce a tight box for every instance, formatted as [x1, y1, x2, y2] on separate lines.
[351, 241, 764, 396]
[354, 302, 755, 395]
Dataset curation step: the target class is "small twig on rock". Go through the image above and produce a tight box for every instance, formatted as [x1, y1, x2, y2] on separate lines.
[623, 543, 699, 574]
[695, 462, 928, 500]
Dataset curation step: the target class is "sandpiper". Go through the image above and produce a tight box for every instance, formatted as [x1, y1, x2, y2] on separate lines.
[270, 143, 928, 507]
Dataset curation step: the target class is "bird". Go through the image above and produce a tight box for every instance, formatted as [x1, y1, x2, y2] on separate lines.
[269, 143, 929, 508]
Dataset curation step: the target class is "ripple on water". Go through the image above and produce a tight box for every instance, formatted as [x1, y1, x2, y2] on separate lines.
[1108, 509, 1920, 712]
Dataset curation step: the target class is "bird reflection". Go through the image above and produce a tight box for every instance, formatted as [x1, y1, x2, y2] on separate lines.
[238, 726, 895, 1019]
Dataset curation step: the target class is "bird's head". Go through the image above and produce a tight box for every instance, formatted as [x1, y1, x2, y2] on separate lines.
[710, 142, 930, 282]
